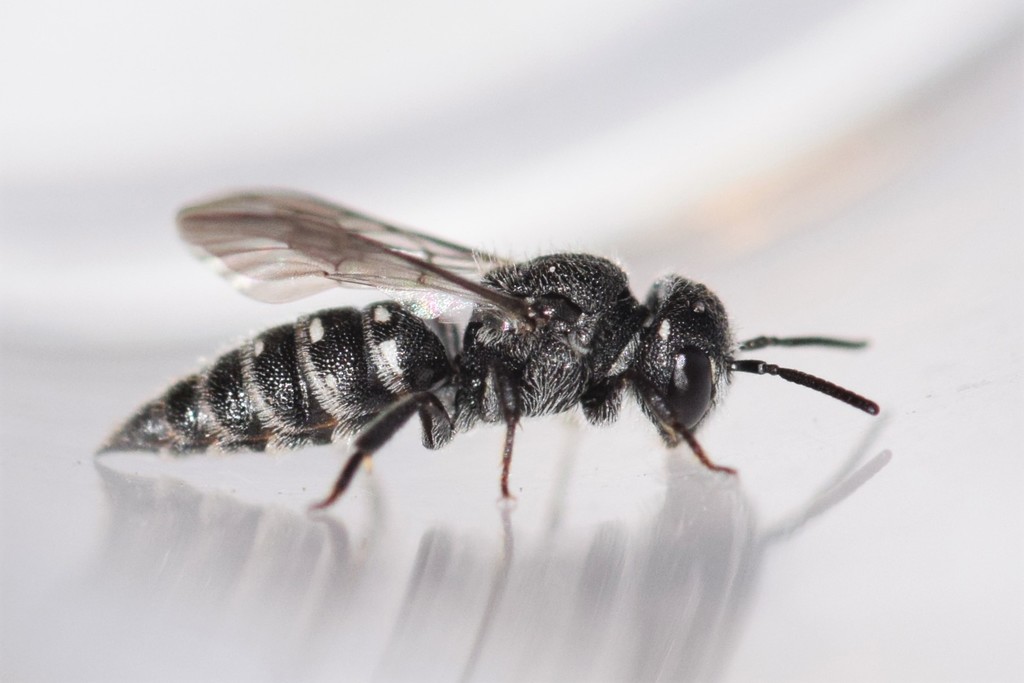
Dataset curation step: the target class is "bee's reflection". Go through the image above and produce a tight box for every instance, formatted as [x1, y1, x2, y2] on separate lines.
[89, 426, 889, 682]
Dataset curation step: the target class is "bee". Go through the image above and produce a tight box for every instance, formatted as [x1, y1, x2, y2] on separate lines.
[100, 191, 879, 509]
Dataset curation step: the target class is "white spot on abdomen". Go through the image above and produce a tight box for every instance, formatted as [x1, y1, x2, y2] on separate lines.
[309, 317, 324, 343]
[253, 339, 265, 357]
[658, 319, 671, 340]
[373, 306, 392, 323]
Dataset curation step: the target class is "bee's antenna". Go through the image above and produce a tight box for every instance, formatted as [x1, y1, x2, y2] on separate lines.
[729, 359, 880, 415]
[738, 336, 868, 351]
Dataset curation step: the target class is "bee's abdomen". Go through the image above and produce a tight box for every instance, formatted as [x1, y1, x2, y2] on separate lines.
[240, 323, 337, 447]
[99, 374, 221, 454]
[204, 349, 268, 449]
[295, 307, 394, 433]
[100, 303, 453, 454]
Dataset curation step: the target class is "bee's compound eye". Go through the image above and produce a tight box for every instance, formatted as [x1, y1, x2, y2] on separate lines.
[668, 347, 713, 429]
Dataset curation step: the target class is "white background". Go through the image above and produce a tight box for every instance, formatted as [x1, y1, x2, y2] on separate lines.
[2, 1, 1022, 681]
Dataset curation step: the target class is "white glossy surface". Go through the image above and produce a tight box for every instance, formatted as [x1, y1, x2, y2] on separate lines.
[2, 2, 1022, 681]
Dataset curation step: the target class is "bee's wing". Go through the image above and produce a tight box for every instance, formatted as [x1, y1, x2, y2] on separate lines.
[177, 191, 529, 320]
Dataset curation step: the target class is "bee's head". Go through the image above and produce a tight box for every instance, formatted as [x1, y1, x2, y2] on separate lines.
[633, 276, 732, 440]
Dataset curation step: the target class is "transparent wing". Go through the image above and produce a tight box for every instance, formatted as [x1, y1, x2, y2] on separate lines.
[177, 190, 528, 319]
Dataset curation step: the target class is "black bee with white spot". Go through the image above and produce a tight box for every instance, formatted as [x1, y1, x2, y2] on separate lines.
[100, 191, 879, 509]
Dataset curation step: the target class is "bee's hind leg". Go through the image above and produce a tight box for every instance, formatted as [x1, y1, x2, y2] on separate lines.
[310, 391, 451, 510]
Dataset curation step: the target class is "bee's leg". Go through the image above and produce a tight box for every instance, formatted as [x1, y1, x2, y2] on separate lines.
[310, 391, 451, 510]
[579, 375, 627, 426]
[632, 376, 736, 475]
[674, 422, 736, 475]
[492, 369, 523, 500]
[500, 419, 518, 499]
